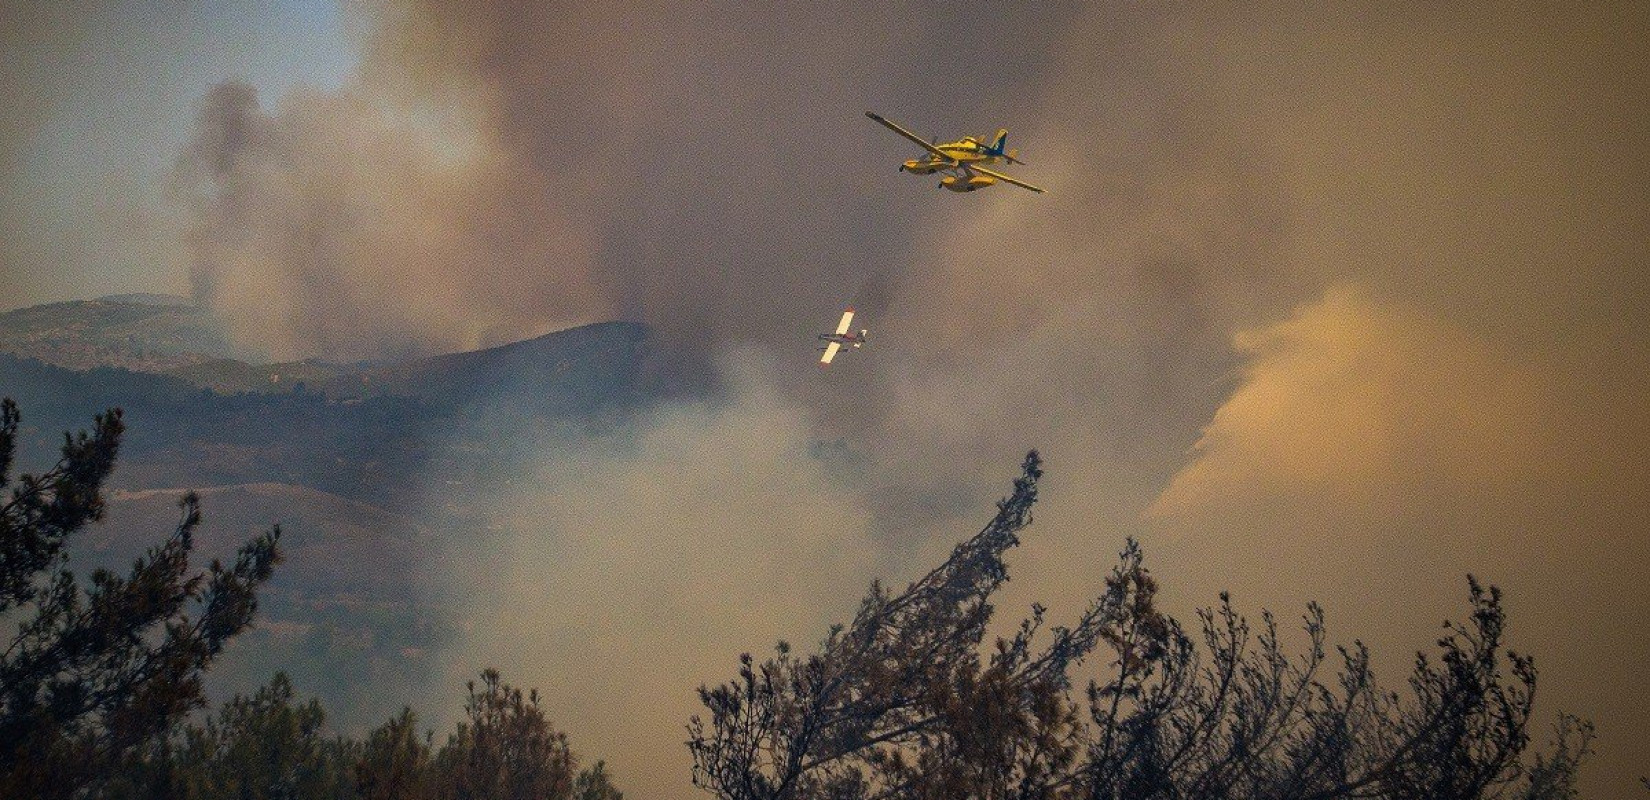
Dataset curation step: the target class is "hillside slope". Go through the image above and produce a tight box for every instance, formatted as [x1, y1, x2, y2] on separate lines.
[1, 319, 652, 504]
[0, 299, 231, 372]
[93, 483, 450, 729]
[327, 320, 649, 413]
[2, 309, 656, 726]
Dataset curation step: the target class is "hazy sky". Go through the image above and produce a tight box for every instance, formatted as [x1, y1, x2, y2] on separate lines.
[4, 3, 1648, 797]
[1, 0, 355, 309]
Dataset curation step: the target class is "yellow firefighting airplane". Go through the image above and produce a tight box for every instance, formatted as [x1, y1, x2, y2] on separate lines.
[865, 111, 1045, 194]
[818, 307, 867, 365]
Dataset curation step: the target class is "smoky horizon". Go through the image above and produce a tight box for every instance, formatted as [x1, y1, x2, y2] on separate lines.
[2, 3, 1647, 797]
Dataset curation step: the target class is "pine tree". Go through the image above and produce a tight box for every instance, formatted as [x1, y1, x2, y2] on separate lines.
[573, 761, 625, 800]
[171, 672, 355, 800]
[0, 398, 281, 798]
[434, 668, 576, 800]
[355, 707, 434, 800]
[689, 451, 1596, 800]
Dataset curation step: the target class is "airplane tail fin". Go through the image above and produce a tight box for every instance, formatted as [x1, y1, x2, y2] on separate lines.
[989, 129, 1025, 163]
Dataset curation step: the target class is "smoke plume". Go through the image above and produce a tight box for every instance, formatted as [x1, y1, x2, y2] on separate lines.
[159, 3, 1650, 796]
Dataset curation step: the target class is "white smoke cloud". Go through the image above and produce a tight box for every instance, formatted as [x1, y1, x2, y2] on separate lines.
[1146, 287, 1650, 789]
[445, 351, 883, 796]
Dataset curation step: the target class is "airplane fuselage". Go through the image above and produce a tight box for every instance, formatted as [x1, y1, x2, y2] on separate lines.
[899, 138, 1015, 191]
[818, 331, 867, 347]
[899, 138, 1001, 175]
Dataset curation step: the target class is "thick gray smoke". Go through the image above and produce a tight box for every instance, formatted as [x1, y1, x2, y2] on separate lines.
[174, 3, 1089, 371]
[163, 4, 1650, 797]
[172, 77, 605, 363]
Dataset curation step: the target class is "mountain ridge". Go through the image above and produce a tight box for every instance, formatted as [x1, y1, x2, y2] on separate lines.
[0, 299, 658, 732]
[0, 299, 232, 372]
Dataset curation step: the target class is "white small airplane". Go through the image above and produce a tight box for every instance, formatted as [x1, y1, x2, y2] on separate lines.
[818, 308, 868, 365]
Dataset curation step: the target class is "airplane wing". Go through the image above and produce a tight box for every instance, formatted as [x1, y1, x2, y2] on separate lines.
[835, 309, 854, 335]
[820, 341, 842, 365]
[866, 112, 954, 163]
[970, 164, 1046, 194]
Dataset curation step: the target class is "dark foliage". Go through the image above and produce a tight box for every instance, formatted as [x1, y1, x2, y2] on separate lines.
[169, 672, 355, 799]
[573, 761, 625, 800]
[689, 451, 1594, 800]
[433, 668, 576, 800]
[108, 669, 620, 800]
[355, 707, 432, 800]
[0, 397, 621, 800]
[0, 398, 281, 798]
